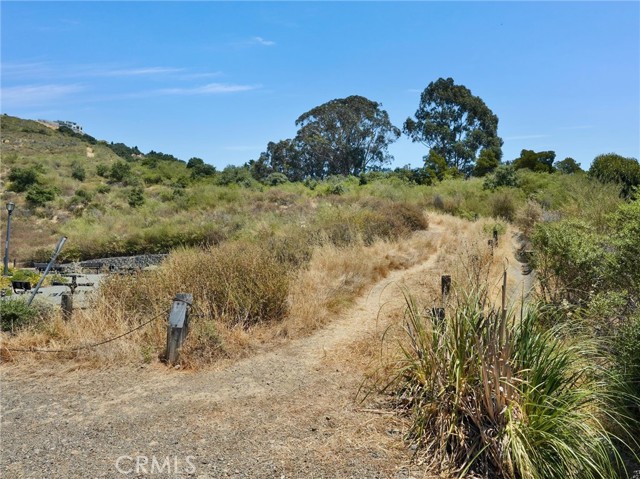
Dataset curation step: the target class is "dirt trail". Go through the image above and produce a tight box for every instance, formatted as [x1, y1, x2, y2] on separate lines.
[0, 224, 530, 479]
[1, 230, 445, 479]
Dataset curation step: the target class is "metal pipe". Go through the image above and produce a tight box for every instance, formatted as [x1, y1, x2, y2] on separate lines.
[27, 236, 67, 306]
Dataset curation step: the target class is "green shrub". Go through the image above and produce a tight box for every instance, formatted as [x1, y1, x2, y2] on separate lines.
[26, 185, 57, 207]
[0, 297, 51, 332]
[71, 163, 86, 181]
[613, 312, 640, 424]
[109, 160, 132, 183]
[532, 220, 610, 305]
[8, 166, 39, 192]
[589, 153, 640, 198]
[483, 164, 520, 190]
[263, 172, 289, 186]
[127, 186, 145, 208]
[96, 163, 109, 177]
[10, 269, 40, 285]
[96, 184, 111, 194]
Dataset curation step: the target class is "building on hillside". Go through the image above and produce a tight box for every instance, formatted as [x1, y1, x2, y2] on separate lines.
[37, 119, 84, 134]
[56, 121, 84, 134]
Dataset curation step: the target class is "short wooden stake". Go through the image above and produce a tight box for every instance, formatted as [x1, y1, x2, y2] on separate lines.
[61, 293, 73, 321]
[165, 293, 193, 366]
[493, 228, 499, 247]
[501, 269, 507, 321]
[441, 275, 451, 303]
[431, 307, 445, 322]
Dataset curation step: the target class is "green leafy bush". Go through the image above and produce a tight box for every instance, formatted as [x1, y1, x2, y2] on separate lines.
[8, 166, 39, 192]
[532, 219, 610, 305]
[71, 163, 86, 181]
[0, 297, 51, 332]
[127, 186, 145, 208]
[26, 185, 57, 207]
[96, 163, 109, 177]
[483, 164, 520, 190]
[589, 153, 640, 198]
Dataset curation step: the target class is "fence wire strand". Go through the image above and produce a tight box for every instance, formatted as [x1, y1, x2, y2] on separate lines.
[4, 296, 191, 354]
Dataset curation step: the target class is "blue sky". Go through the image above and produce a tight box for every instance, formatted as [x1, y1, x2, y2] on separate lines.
[2, 1, 638, 171]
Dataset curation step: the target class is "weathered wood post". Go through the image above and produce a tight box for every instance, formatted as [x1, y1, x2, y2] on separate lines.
[488, 239, 495, 256]
[501, 269, 508, 321]
[493, 228, 499, 247]
[165, 293, 193, 366]
[61, 293, 73, 321]
[441, 275, 451, 300]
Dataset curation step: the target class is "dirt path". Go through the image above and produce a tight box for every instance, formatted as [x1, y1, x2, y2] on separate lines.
[0, 222, 531, 479]
[1, 231, 446, 479]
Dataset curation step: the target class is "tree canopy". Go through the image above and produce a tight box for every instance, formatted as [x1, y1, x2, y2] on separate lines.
[555, 157, 583, 174]
[513, 149, 556, 173]
[403, 78, 503, 176]
[252, 95, 400, 181]
[589, 153, 640, 198]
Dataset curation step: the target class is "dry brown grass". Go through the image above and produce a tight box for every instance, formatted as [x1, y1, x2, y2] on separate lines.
[1, 211, 436, 369]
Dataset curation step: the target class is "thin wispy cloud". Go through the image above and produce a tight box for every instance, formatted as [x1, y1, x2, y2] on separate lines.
[232, 36, 277, 48]
[1, 62, 52, 78]
[1, 84, 84, 108]
[224, 145, 262, 151]
[252, 36, 276, 46]
[504, 134, 550, 141]
[557, 125, 593, 131]
[98, 67, 185, 77]
[155, 83, 259, 96]
[2, 62, 184, 80]
[179, 72, 223, 80]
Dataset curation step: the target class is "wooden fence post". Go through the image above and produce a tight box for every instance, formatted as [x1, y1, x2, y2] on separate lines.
[441, 275, 451, 301]
[61, 293, 73, 320]
[493, 228, 499, 247]
[165, 293, 193, 366]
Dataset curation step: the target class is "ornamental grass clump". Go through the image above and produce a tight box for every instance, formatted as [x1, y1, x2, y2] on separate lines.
[387, 290, 636, 478]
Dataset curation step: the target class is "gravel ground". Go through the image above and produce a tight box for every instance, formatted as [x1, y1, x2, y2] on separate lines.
[1, 252, 447, 479]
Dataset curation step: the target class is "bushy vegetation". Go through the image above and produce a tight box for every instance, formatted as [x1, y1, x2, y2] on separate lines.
[0, 297, 52, 332]
[385, 291, 635, 478]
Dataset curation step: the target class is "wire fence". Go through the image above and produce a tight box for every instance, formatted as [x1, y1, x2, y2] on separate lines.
[4, 295, 200, 354]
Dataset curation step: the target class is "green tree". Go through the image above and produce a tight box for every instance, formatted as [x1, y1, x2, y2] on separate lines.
[403, 77, 503, 175]
[483, 164, 520, 190]
[109, 160, 132, 183]
[424, 149, 457, 182]
[8, 167, 39, 192]
[473, 148, 500, 177]
[250, 139, 304, 182]
[588, 153, 640, 198]
[513, 149, 556, 173]
[186, 157, 205, 169]
[555, 157, 583, 174]
[217, 165, 255, 187]
[294, 95, 401, 178]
